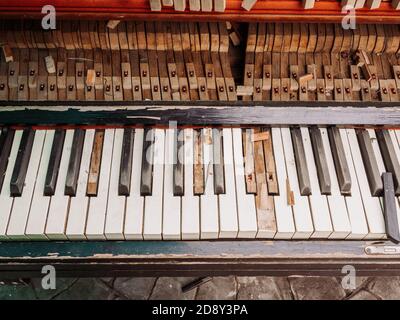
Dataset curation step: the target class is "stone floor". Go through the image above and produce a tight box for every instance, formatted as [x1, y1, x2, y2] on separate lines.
[0, 276, 399, 300]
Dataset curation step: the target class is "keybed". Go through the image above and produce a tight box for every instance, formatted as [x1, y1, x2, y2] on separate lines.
[0, 124, 397, 241]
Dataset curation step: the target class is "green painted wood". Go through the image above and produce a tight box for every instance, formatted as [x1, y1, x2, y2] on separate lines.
[0, 241, 375, 259]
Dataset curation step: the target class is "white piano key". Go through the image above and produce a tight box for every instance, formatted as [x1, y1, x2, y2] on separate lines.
[218, 128, 239, 238]
[281, 127, 314, 239]
[104, 128, 126, 240]
[124, 129, 145, 240]
[7, 130, 45, 240]
[44, 129, 74, 240]
[232, 128, 258, 238]
[65, 129, 95, 240]
[345, 129, 385, 239]
[300, 127, 333, 238]
[162, 128, 181, 240]
[339, 128, 369, 239]
[200, 128, 219, 239]
[85, 129, 115, 240]
[0, 131, 22, 239]
[25, 130, 55, 240]
[270, 127, 295, 239]
[181, 129, 200, 240]
[143, 129, 165, 240]
[319, 128, 351, 238]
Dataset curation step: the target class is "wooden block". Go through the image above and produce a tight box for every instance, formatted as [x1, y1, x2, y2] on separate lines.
[189, 0, 201, 11]
[7, 61, 18, 89]
[379, 79, 391, 102]
[107, 20, 120, 30]
[252, 131, 270, 142]
[2, 45, 13, 63]
[290, 65, 299, 91]
[243, 129, 257, 194]
[388, 79, 399, 102]
[121, 62, 132, 90]
[75, 62, 85, 90]
[360, 80, 372, 101]
[229, 31, 241, 46]
[174, 0, 186, 11]
[316, 79, 326, 101]
[350, 65, 361, 91]
[307, 65, 317, 91]
[94, 62, 103, 90]
[44, 56, 56, 74]
[299, 80, 308, 101]
[0, 75, 8, 100]
[87, 130, 104, 196]
[355, 0, 366, 8]
[149, 0, 162, 11]
[214, 0, 226, 12]
[341, 0, 356, 8]
[28, 61, 38, 90]
[201, 0, 213, 11]
[17, 76, 28, 101]
[272, 79, 281, 101]
[186, 62, 198, 90]
[323, 66, 334, 91]
[236, 85, 253, 96]
[368, 65, 379, 90]
[394, 66, 400, 90]
[366, 0, 381, 9]
[343, 79, 353, 101]
[263, 65, 272, 90]
[86, 69, 96, 87]
[334, 79, 344, 101]
[302, 0, 315, 9]
[56, 62, 66, 90]
[242, 0, 257, 11]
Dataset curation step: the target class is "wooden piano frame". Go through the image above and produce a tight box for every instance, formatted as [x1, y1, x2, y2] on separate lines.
[0, 0, 399, 23]
[0, 100, 400, 278]
[1, 1, 400, 278]
[0, 240, 400, 278]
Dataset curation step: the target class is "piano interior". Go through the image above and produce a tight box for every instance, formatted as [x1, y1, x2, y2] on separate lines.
[1, 0, 400, 277]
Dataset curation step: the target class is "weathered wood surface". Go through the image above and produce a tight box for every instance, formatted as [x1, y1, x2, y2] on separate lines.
[0, 0, 399, 23]
[1, 101, 400, 126]
[0, 241, 399, 278]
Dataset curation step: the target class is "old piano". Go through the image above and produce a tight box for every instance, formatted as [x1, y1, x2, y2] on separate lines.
[0, 0, 400, 278]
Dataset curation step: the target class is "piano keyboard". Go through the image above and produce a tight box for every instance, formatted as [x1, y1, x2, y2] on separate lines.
[0, 125, 399, 241]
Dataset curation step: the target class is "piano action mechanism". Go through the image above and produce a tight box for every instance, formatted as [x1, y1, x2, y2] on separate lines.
[0, 0, 400, 278]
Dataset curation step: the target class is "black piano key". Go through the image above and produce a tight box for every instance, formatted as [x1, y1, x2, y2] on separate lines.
[291, 127, 311, 196]
[383, 172, 400, 244]
[327, 127, 352, 195]
[10, 129, 35, 197]
[356, 129, 383, 197]
[140, 128, 154, 196]
[44, 129, 66, 196]
[118, 128, 134, 196]
[0, 128, 15, 193]
[64, 129, 85, 196]
[376, 130, 400, 196]
[173, 129, 184, 196]
[309, 126, 331, 195]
